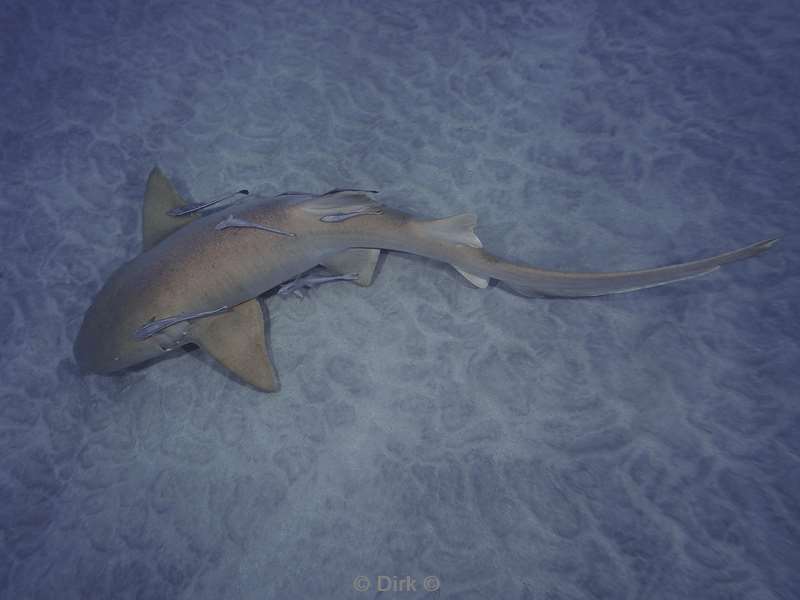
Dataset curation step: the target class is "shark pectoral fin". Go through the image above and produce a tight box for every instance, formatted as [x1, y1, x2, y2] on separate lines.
[417, 213, 484, 249]
[142, 166, 199, 251]
[190, 299, 279, 392]
[321, 249, 381, 286]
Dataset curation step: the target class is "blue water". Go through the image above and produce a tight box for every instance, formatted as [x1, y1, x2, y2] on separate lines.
[1, 1, 798, 598]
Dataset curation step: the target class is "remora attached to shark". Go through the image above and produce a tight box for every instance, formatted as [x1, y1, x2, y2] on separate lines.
[74, 167, 779, 392]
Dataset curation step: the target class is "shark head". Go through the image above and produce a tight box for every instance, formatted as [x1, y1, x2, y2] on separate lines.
[73, 276, 160, 375]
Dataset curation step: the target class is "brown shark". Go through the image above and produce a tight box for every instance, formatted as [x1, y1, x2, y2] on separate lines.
[74, 166, 779, 392]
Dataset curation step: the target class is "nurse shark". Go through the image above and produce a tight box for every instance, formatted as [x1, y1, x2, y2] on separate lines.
[74, 167, 779, 391]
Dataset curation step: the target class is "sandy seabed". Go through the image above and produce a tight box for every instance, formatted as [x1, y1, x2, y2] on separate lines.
[1, 1, 798, 598]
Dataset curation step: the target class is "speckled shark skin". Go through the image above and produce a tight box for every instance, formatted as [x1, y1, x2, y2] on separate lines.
[74, 167, 777, 392]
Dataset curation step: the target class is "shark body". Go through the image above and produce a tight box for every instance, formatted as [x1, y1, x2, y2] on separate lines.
[74, 167, 778, 391]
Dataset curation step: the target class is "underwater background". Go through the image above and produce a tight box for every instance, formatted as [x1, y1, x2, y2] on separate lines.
[1, 0, 799, 598]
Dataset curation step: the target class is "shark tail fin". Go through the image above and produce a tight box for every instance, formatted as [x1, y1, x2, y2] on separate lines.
[142, 166, 199, 251]
[497, 238, 779, 298]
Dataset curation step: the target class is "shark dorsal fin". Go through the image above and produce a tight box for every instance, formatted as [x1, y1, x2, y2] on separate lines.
[190, 299, 279, 392]
[321, 249, 381, 286]
[417, 213, 487, 287]
[142, 166, 199, 251]
[417, 213, 483, 249]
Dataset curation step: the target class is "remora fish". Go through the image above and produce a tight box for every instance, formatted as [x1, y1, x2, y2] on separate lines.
[74, 166, 779, 392]
[278, 272, 361, 298]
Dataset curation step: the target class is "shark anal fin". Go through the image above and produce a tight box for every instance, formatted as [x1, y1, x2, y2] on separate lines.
[142, 166, 199, 251]
[454, 266, 489, 288]
[321, 249, 381, 286]
[190, 299, 279, 392]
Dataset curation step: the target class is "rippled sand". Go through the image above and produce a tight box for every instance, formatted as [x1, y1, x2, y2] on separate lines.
[1, 1, 797, 598]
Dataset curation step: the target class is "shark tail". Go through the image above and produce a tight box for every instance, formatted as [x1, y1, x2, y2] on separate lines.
[478, 237, 779, 298]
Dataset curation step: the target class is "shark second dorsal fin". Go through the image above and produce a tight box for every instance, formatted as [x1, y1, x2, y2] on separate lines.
[417, 213, 483, 249]
[417, 213, 487, 287]
[321, 248, 381, 286]
[142, 166, 199, 251]
[190, 299, 279, 392]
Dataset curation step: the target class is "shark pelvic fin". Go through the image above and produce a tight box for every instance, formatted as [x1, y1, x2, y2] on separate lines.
[418, 213, 483, 249]
[190, 299, 279, 392]
[142, 166, 199, 251]
[321, 249, 381, 286]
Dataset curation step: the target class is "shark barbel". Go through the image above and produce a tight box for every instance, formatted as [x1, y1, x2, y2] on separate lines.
[74, 167, 779, 391]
